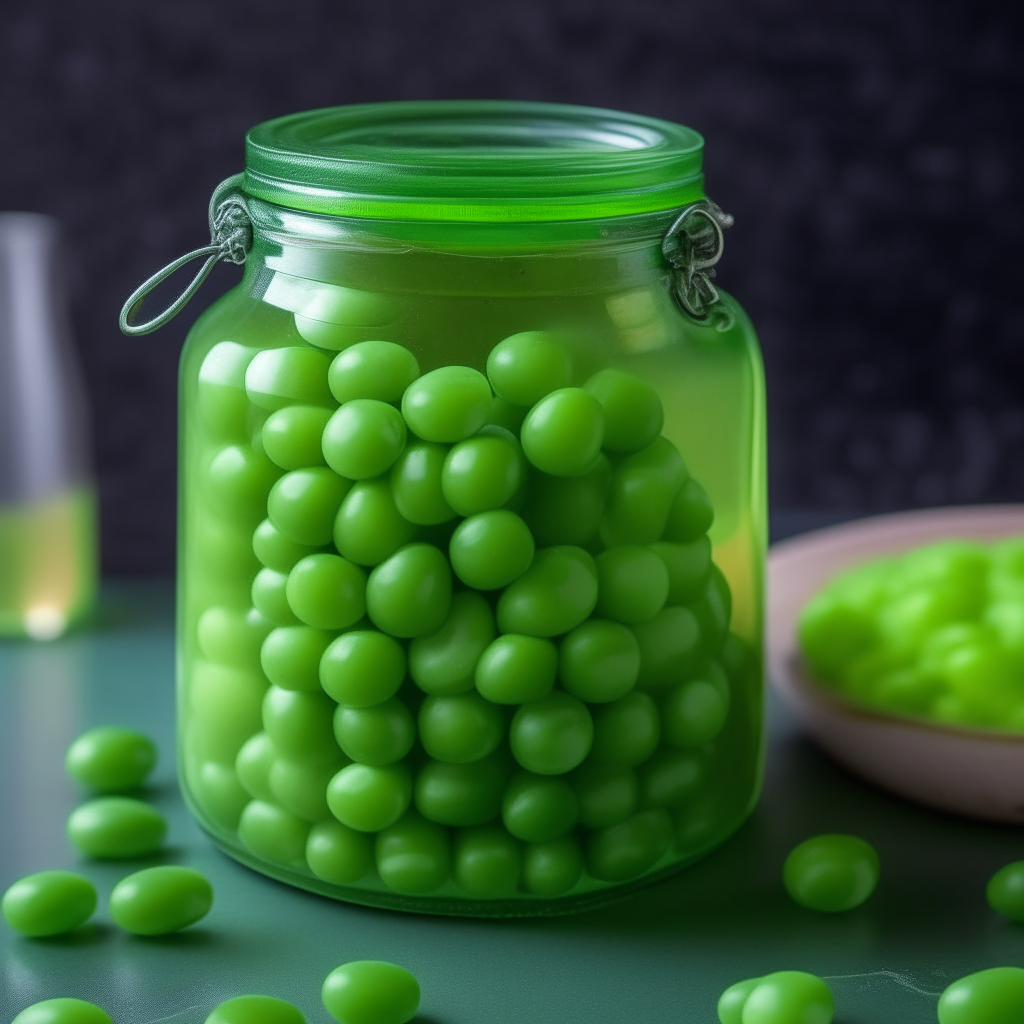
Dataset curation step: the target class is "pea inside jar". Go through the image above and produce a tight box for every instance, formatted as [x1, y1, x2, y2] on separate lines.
[183, 324, 752, 912]
[169, 101, 766, 915]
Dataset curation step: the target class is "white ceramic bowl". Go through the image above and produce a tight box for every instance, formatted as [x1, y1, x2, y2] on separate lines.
[768, 504, 1024, 823]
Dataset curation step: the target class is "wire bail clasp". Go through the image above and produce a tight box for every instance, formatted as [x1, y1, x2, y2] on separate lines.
[119, 176, 253, 336]
[662, 199, 735, 319]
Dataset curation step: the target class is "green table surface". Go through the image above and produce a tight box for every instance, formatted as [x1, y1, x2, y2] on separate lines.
[1, 582, 1021, 1024]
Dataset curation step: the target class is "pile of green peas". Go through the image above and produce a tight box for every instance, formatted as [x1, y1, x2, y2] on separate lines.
[184, 326, 747, 903]
[799, 538, 1024, 731]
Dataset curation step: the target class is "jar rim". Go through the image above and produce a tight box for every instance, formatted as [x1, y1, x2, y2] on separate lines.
[244, 100, 705, 223]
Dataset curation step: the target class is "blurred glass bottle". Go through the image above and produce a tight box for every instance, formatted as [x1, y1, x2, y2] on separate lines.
[0, 213, 97, 639]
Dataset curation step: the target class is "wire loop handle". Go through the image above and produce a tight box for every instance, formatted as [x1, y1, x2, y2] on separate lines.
[662, 199, 734, 319]
[119, 177, 252, 336]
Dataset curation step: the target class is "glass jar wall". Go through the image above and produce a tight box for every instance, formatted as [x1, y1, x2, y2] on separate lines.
[172, 102, 766, 916]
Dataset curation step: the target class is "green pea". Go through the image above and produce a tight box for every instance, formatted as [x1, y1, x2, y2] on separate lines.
[584, 368, 663, 453]
[600, 437, 688, 546]
[187, 662, 265, 765]
[2, 870, 97, 937]
[414, 755, 507, 826]
[66, 797, 167, 859]
[521, 455, 611, 547]
[454, 825, 522, 898]
[497, 546, 598, 637]
[390, 442, 456, 525]
[632, 607, 704, 690]
[450, 510, 535, 591]
[328, 341, 420, 404]
[375, 813, 451, 895]
[199, 606, 272, 672]
[197, 340, 253, 442]
[253, 518, 321, 574]
[486, 331, 573, 407]
[663, 477, 714, 541]
[262, 687, 340, 765]
[238, 800, 310, 865]
[190, 760, 249, 830]
[783, 834, 880, 912]
[717, 976, 762, 1024]
[418, 692, 505, 763]
[286, 553, 366, 631]
[236, 733, 277, 801]
[650, 537, 712, 605]
[521, 836, 584, 897]
[585, 809, 672, 882]
[939, 967, 1024, 1024]
[521, 388, 604, 477]
[333, 698, 415, 766]
[640, 748, 704, 808]
[322, 960, 420, 1024]
[245, 346, 333, 411]
[269, 758, 343, 822]
[333, 479, 417, 566]
[327, 763, 412, 832]
[662, 663, 730, 748]
[366, 543, 452, 638]
[690, 565, 733, 655]
[288, 280, 396, 334]
[572, 762, 638, 829]
[12, 999, 112, 1024]
[798, 593, 876, 682]
[595, 546, 670, 624]
[475, 634, 557, 704]
[207, 445, 279, 523]
[510, 692, 593, 775]
[320, 630, 406, 707]
[409, 591, 495, 696]
[559, 620, 640, 703]
[502, 771, 578, 842]
[307, 819, 374, 884]
[196, 516, 260, 581]
[109, 865, 213, 935]
[252, 568, 300, 626]
[262, 405, 332, 470]
[65, 726, 157, 793]
[267, 468, 351, 547]
[987, 860, 1024, 921]
[590, 691, 660, 767]
[322, 399, 407, 481]
[261, 626, 333, 692]
[205, 994, 306, 1024]
[441, 428, 525, 516]
[741, 971, 834, 1024]
[402, 365, 492, 443]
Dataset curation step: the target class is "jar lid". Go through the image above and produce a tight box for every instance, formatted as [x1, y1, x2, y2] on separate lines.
[243, 100, 705, 222]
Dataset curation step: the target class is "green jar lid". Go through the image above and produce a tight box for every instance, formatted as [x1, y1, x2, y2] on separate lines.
[243, 100, 705, 222]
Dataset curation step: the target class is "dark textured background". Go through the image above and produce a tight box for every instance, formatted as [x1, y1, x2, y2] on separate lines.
[1, 0, 1021, 574]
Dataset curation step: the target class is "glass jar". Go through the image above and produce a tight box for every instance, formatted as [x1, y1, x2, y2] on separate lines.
[129, 101, 766, 916]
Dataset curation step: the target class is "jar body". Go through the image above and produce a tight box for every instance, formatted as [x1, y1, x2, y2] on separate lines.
[177, 205, 766, 915]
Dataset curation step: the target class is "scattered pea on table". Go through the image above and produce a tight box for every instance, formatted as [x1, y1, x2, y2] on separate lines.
[718, 971, 833, 1024]
[66, 797, 168, 859]
[2, 870, 97, 937]
[321, 960, 420, 1024]
[783, 834, 879, 912]
[11, 998, 112, 1024]
[986, 860, 1024, 921]
[938, 966, 1024, 1024]
[108, 865, 213, 935]
[65, 726, 157, 793]
[205, 994, 306, 1024]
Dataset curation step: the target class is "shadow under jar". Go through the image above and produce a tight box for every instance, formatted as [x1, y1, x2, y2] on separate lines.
[155, 101, 766, 916]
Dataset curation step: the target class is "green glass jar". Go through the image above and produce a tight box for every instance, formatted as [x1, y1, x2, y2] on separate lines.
[128, 100, 766, 916]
